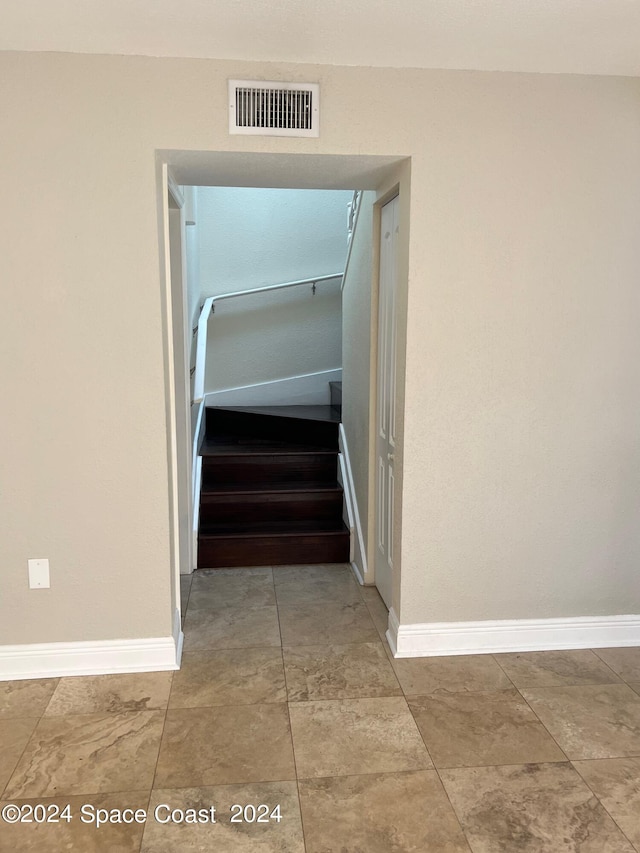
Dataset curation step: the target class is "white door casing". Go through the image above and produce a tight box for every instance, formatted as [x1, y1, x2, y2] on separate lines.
[162, 167, 193, 624]
[375, 194, 399, 608]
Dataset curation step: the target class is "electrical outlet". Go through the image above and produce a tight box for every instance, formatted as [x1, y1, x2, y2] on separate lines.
[28, 558, 50, 589]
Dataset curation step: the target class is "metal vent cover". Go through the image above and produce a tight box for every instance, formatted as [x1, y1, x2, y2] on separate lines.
[229, 80, 320, 137]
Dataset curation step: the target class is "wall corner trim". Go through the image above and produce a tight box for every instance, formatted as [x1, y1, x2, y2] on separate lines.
[388, 613, 640, 658]
[0, 621, 184, 682]
[350, 561, 365, 586]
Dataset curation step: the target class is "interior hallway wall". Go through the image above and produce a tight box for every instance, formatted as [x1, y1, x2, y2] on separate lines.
[1, 52, 639, 652]
[197, 187, 351, 297]
[196, 188, 349, 398]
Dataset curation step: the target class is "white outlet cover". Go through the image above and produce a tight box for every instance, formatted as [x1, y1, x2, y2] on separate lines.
[28, 558, 50, 589]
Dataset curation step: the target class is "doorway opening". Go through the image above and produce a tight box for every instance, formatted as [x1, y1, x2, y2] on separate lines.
[158, 151, 410, 636]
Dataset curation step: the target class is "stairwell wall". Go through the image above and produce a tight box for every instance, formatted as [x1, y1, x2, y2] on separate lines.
[196, 187, 349, 401]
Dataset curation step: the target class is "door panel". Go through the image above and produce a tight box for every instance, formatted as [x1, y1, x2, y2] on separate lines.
[375, 195, 399, 608]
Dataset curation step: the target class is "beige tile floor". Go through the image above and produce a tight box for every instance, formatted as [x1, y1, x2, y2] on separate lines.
[1, 563, 640, 851]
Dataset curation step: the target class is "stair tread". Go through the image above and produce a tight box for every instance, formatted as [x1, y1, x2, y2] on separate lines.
[201, 480, 343, 495]
[208, 404, 341, 424]
[198, 403, 348, 566]
[201, 438, 336, 456]
[200, 520, 350, 537]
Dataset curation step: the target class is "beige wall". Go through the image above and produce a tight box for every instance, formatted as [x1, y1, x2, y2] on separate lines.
[1, 52, 639, 648]
[197, 187, 346, 396]
[204, 282, 342, 394]
[197, 187, 351, 296]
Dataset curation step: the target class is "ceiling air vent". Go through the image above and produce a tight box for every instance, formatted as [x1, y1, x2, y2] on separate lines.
[229, 80, 319, 138]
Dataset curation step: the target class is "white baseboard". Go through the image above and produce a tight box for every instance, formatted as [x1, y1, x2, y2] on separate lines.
[192, 454, 202, 571]
[387, 609, 640, 658]
[205, 368, 341, 407]
[338, 425, 368, 581]
[350, 560, 364, 586]
[337, 453, 355, 563]
[0, 610, 184, 681]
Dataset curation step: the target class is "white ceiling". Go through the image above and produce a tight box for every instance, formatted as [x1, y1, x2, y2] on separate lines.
[1, 0, 640, 77]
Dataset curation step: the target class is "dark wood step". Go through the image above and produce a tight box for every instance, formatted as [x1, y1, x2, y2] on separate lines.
[201, 478, 342, 494]
[197, 405, 348, 568]
[198, 525, 350, 568]
[200, 489, 344, 525]
[209, 404, 341, 423]
[205, 407, 339, 449]
[200, 437, 334, 456]
[200, 518, 347, 535]
[202, 452, 337, 487]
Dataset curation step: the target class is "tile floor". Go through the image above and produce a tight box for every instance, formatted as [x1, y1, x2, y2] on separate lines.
[1, 563, 640, 851]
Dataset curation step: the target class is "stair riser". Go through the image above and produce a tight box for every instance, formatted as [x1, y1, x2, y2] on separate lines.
[198, 533, 350, 568]
[202, 455, 337, 487]
[206, 409, 338, 449]
[200, 492, 344, 526]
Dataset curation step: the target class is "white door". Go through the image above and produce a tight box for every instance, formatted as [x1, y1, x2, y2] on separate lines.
[375, 195, 399, 608]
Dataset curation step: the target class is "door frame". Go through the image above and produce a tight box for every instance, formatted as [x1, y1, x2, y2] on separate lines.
[160, 164, 192, 632]
[371, 191, 400, 608]
[158, 151, 410, 639]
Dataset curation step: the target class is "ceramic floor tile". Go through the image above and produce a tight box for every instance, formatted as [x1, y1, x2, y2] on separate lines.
[0, 718, 38, 794]
[278, 601, 378, 646]
[272, 564, 353, 584]
[274, 574, 362, 608]
[0, 791, 149, 852]
[45, 672, 173, 715]
[4, 711, 165, 799]
[594, 648, 640, 682]
[169, 648, 286, 708]
[359, 585, 385, 605]
[299, 770, 471, 853]
[441, 762, 636, 852]
[520, 684, 640, 760]
[391, 654, 512, 695]
[141, 782, 304, 852]
[196, 567, 274, 579]
[189, 569, 275, 610]
[495, 650, 622, 688]
[408, 689, 566, 768]
[631, 683, 640, 698]
[360, 587, 390, 639]
[154, 704, 295, 788]
[288, 696, 432, 779]
[573, 757, 640, 849]
[283, 642, 402, 702]
[0, 679, 59, 719]
[182, 605, 281, 651]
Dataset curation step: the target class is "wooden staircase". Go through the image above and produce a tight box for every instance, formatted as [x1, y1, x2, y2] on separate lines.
[197, 405, 350, 568]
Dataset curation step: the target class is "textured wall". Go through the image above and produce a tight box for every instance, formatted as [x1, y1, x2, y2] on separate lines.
[1, 52, 639, 649]
[197, 187, 347, 395]
[197, 187, 351, 296]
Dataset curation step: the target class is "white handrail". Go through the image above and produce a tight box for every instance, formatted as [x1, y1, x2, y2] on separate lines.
[192, 272, 343, 405]
[342, 190, 363, 291]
